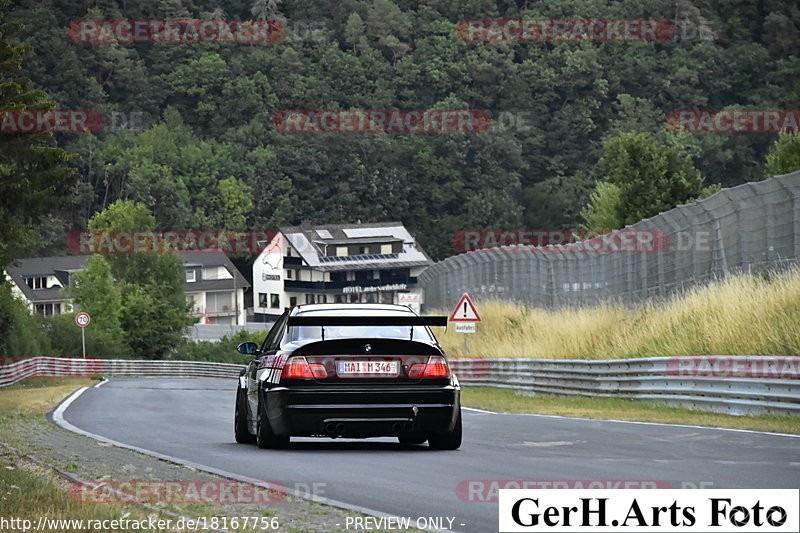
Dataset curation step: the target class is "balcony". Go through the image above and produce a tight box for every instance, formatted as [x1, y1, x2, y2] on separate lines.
[190, 305, 238, 317]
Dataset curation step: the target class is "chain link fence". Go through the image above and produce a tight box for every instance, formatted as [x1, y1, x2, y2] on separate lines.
[420, 171, 800, 310]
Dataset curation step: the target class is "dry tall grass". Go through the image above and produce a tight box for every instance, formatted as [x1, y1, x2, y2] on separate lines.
[436, 269, 800, 359]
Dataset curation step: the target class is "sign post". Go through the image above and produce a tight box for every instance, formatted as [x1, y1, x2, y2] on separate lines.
[75, 312, 91, 359]
[448, 293, 481, 356]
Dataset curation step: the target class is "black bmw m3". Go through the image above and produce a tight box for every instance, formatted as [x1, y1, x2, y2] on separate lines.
[234, 303, 461, 449]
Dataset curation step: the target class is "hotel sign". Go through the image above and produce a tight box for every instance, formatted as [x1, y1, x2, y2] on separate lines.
[342, 283, 407, 294]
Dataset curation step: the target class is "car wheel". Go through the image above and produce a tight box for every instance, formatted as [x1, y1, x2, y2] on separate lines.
[428, 409, 462, 450]
[398, 433, 428, 445]
[234, 387, 256, 444]
[256, 398, 289, 449]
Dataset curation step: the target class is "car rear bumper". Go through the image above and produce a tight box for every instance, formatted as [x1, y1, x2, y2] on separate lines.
[263, 385, 460, 438]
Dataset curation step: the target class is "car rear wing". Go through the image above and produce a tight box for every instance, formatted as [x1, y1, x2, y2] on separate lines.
[286, 315, 448, 341]
[287, 316, 448, 327]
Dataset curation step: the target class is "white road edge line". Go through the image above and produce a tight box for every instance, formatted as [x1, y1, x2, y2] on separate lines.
[461, 407, 800, 438]
[93, 378, 108, 388]
[52, 386, 461, 533]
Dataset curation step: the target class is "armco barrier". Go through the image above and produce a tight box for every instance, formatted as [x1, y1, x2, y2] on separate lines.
[0, 357, 243, 387]
[450, 357, 800, 416]
[2, 356, 797, 416]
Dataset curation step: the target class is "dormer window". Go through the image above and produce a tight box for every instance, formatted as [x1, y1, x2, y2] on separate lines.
[25, 277, 47, 290]
[185, 269, 196, 283]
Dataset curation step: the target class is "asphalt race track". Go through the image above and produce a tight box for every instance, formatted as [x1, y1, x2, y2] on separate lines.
[57, 378, 800, 533]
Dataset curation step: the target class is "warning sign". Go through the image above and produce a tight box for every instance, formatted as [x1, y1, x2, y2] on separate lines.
[449, 293, 481, 322]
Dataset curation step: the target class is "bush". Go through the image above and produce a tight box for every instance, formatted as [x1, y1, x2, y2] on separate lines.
[44, 314, 132, 359]
[0, 282, 52, 356]
[175, 330, 267, 363]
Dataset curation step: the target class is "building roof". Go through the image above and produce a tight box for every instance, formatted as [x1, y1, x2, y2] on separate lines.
[278, 221, 432, 272]
[6, 251, 249, 303]
[177, 252, 250, 291]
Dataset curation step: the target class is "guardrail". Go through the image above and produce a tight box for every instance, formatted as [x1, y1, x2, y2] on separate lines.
[450, 357, 800, 416]
[2, 356, 798, 416]
[0, 357, 243, 387]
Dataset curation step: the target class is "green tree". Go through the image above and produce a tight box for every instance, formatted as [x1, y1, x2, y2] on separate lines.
[344, 13, 366, 55]
[580, 181, 625, 231]
[87, 200, 191, 359]
[0, 281, 51, 356]
[586, 133, 705, 228]
[0, 8, 78, 271]
[765, 132, 800, 176]
[208, 176, 253, 230]
[66, 254, 130, 358]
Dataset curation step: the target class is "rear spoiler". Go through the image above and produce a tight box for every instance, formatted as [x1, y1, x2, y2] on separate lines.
[287, 316, 448, 327]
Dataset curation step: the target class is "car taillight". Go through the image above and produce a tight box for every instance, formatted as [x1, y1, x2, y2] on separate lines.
[407, 356, 450, 378]
[282, 356, 328, 379]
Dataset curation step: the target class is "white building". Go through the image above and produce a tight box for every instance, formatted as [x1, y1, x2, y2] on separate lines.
[6, 252, 249, 325]
[252, 222, 432, 319]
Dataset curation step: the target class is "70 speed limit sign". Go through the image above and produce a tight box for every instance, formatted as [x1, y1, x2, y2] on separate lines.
[75, 312, 91, 327]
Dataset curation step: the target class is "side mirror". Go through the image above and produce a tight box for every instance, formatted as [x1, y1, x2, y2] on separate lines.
[237, 342, 259, 356]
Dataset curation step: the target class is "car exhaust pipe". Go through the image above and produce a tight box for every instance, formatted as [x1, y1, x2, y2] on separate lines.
[402, 422, 414, 432]
[335, 423, 345, 435]
[324, 422, 337, 435]
[391, 422, 402, 433]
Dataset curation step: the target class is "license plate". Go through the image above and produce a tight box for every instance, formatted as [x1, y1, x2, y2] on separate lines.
[337, 360, 399, 376]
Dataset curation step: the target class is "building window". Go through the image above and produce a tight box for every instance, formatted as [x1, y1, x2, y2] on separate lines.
[258, 293, 269, 308]
[358, 245, 369, 255]
[305, 294, 315, 304]
[349, 294, 359, 303]
[185, 269, 196, 283]
[318, 294, 327, 303]
[26, 277, 47, 290]
[270, 294, 280, 308]
[334, 295, 343, 303]
[34, 302, 60, 316]
[336, 246, 348, 257]
[290, 296, 297, 307]
[380, 243, 392, 254]
[207, 292, 232, 313]
[286, 269, 294, 279]
[286, 247, 292, 257]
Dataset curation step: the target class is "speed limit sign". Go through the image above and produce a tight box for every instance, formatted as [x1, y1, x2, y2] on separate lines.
[75, 312, 91, 327]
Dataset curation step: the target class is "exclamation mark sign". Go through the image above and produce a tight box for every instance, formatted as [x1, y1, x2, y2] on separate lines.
[463, 301, 467, 318]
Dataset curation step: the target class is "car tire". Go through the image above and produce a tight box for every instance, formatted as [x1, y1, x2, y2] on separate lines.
[428, 409, 462, 450]
[256, 398, 289, 449]
[398, 433, 428, 445]
[234, 387, 255, 444]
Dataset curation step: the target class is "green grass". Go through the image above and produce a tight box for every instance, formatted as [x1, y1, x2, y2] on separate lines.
[0, 456, 170, 532]
[437, 268, 800, 359]
[0, 378, 96, 417]
[461, 386, 800, 434]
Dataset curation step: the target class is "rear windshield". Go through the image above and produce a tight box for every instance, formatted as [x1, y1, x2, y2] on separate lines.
[289, 324, 434, 343]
